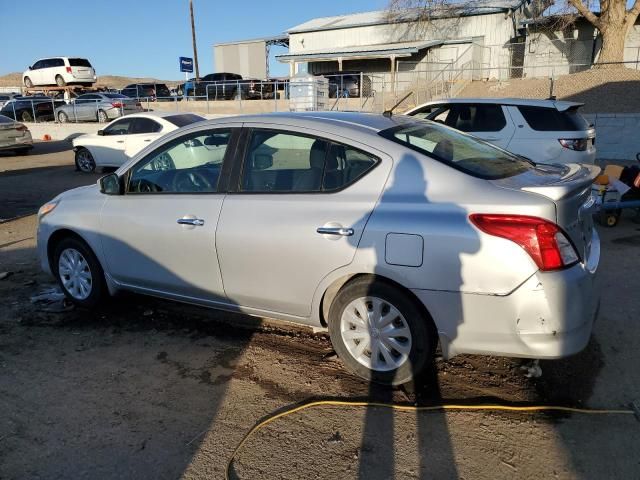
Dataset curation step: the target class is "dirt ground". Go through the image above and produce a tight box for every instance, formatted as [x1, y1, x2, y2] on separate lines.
[1, 143, 640, 479]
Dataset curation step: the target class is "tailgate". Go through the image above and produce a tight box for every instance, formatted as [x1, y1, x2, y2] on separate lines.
[493, 163, 600, 261]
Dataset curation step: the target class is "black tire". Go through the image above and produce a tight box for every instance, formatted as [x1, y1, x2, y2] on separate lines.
[75, 147, 96, 173]
[20, 110, 33, 122]
[52, 236, 106, 308]
[328, 277, 436, 386]
[55, 75, 66, 87]
[97, 110, 108, 123]
[24, 76, 33, 88]
[58, 111, 69, 123]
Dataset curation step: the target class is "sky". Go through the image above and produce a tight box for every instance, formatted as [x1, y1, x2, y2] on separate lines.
[2, 0, 388, 80]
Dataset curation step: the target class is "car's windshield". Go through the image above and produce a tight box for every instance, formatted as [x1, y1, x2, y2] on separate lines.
[380, 120, 531, 179]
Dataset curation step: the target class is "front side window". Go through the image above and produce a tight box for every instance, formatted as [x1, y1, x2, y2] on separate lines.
[103, 118, 133, 135]
[128, 130, 232, 193]
[380, 121, 531, 180]
[241, 130, 378, 193]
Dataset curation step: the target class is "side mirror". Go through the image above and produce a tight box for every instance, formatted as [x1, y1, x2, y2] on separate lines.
[28, 66, 32, 70]
[97, 129, 104, 136]
[99, 173, 123, 195]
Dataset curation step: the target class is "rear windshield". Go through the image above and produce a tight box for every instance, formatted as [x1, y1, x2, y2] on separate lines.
[104, 93, 128, 99]
[164, 114, 205, 127]
[517, 106, 589, 131]
[380, 121, 531, 180]
[68, 58, 92, 68]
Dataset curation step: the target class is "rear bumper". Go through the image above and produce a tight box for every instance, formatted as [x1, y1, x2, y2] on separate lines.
[413, 229, 600, 359]
[0, 132, 33, 149]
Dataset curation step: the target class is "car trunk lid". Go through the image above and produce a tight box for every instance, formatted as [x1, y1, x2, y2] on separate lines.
[492, 163, 600, 263]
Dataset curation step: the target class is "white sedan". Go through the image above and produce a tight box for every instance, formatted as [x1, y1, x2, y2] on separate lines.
[72, 112, 205, 172]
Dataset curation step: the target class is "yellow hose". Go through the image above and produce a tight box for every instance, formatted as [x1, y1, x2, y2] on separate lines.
[225, 399, 635, 480]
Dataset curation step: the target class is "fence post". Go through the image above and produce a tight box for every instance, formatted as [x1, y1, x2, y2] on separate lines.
[206, 85, 210, 114]
[31, 100, 36, 124]
[274, 80, 278, 112]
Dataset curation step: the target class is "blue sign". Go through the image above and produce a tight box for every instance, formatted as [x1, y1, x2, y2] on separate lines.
[179, 57, 194, 73]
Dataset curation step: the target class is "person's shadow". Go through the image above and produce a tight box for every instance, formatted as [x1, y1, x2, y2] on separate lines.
[344, 152, 480, 478]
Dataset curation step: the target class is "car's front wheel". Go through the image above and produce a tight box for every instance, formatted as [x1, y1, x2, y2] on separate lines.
[328, 277, 436, 386]
[75, 147, 96, 173]
[53, 236, 106, 308]
[20, 110, 33, 122]
[58, 111, 69, 123]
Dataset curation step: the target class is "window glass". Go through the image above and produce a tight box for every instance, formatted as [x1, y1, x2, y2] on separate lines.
[53, 58, 65, 67]
[104, 93, 128, 99]
[241, 130, 377, 193]
[445, 104, 506, 132]
[130, 117, 162, 134]
[410, 104, 444, 120]
[103, 118, 133, 135]
[128, 130, 231, 193]
[380, 121, 531, 180]
[31, 61, 43, 69]
[164, 113, 205, 128]
[68, 58, 92, 67]
[517, 106, 588, 131]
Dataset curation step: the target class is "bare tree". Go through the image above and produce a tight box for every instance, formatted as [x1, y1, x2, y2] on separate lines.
[388, 0, 640, 67]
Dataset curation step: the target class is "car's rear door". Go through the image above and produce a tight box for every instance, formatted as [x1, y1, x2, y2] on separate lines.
[100, 126, 240, 301]
[215, 123, 391, 317]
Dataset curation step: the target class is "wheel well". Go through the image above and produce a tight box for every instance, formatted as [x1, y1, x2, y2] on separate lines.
[47, 229, 88, 271]
[319, 273, 437, 337]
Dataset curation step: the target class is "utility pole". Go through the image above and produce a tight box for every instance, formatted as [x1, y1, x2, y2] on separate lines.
[190, 0, 200, 81]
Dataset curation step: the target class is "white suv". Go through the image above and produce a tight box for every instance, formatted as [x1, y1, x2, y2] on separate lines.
[405, 98, 596, 165]
[22, 57, 97, 88]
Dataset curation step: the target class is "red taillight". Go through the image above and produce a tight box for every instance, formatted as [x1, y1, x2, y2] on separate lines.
[469, 214, 579, 271]
[16, 125, 28, 132]
[111, 102, 123, 108]
[66, 66, 72, 73]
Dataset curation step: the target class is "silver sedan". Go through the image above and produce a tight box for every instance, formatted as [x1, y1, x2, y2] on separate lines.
[36, 112, 600, 385]
[55, 93, 142, 123]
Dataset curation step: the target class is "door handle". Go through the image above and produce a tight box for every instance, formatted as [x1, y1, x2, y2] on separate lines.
[116, 140, 124, 143]
[317, 226, 354, 236]
[144, 139, 151, 142]
[177, 218, 205, 226]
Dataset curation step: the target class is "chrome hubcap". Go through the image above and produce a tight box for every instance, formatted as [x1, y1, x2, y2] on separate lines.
[340, 296, 412, 372]
[76, 150, 94, 172]
[58, 248, 92, 300]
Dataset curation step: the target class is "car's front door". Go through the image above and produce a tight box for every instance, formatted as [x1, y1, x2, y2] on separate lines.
[125, 117, 163, 157]
[216, 125, 390, 317]
[100, 126, 239, 301]
[90, 117, 134, 167]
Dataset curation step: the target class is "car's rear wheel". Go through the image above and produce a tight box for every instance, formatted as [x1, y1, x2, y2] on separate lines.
[58, 111, 69, 123]
[24, 77, 33, 88]
[97, 110, 108, 123]
[55, 75, 66, 87]
[53, 237, 106, 308]
[75, 148, 96, 173]
[328, 277, 436, 386]
[20, 110, 33, 122]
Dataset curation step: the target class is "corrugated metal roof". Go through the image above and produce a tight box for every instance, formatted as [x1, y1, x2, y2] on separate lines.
[276, 39, 444, 62]
[288, 0, 527, 33]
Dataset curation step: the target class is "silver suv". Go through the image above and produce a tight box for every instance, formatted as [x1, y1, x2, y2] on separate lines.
[36, 112, 600, 385]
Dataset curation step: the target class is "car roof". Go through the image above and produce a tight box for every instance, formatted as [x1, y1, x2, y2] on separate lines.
[124, 111, 193, 120]
[202, 111, 417, 133]
[408, 97, 584, 112]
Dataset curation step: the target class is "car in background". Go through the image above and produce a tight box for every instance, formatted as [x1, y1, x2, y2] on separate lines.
[177, 78, 195, 97]
[321, 72, 373, 98]
[0, 97, 64, 122]
[0, 114, 32, 155]
[55, 93, 142, 123]
[405, 98, 596, 165]
[37, 112, 600, 385]
[189, 73, 247, 99]
[72, 112, 205, 172]
[121, 83, 173, 102]
[23, 57, 97, 88]
[0, 93, 20, 108]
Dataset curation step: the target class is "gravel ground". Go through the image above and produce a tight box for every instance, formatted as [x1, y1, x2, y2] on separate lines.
[1, 144, 639, 479]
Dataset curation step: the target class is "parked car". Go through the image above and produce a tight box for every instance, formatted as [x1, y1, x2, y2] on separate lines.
[55, 93, 142, 123]
[121, 83, 172, 102]
[72, 112, 205, 172]
[22, 57, 97, 88]
[321, 72, 373, 98]
[0, 93, 20, 109]
[0, 97, 64, 122]
[189, 73, 246, 99]
[0, 114, 33, 155]
[37, 112, 600, 385]
[177, 78, 195, 97]
[405, 98, 596, 165]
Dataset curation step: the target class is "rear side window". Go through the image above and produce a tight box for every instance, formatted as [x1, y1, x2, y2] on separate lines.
[381, 122, 531, 180]
[130, 118, 162, 134]
[104, 93, 128, 99]
[68, 58, 92, 67]
[517, 106, 588, 131]
[165, 113, 205, 127]
[241, 130, 378, 193]
[446, 104, 506, 132]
